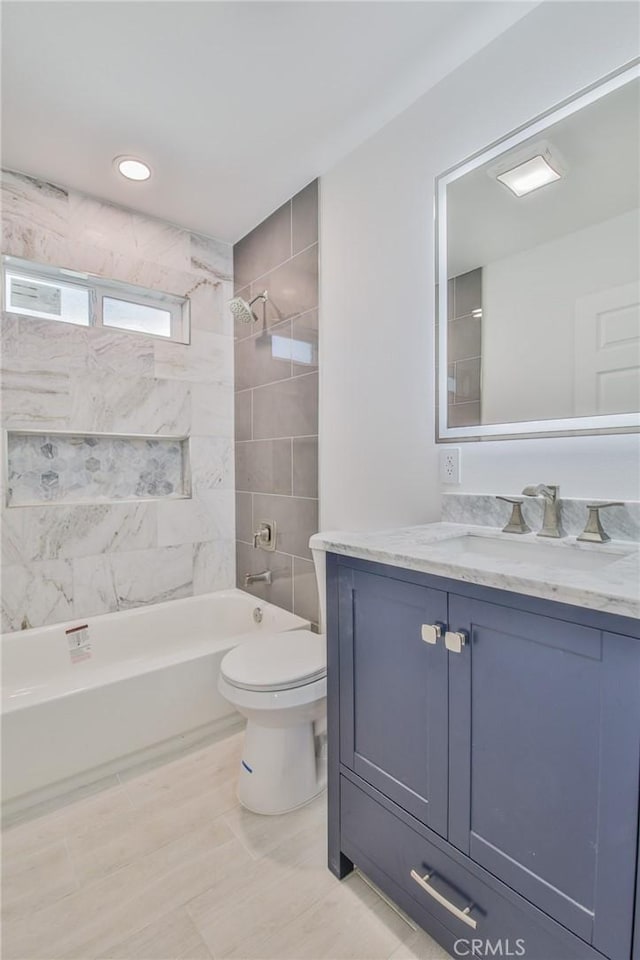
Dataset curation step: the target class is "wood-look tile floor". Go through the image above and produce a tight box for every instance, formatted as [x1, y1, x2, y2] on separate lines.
[1, 729, 450, 960]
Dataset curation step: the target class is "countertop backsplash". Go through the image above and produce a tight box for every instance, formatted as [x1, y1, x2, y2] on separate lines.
[442, 492, 640, 542]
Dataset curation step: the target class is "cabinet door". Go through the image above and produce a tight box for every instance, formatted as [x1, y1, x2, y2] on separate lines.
[338, 565, 448, 836]
[448, 594, 640, 960]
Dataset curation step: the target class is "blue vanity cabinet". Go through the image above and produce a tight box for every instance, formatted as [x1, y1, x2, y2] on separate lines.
[337, 564, 449, 836]
[327, 552, 640, 960]
[447, 595, 640, 960]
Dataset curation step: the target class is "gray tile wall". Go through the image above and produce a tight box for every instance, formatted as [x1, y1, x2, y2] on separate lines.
[447, 268, 482, 428]
[233, 181, 319, 626]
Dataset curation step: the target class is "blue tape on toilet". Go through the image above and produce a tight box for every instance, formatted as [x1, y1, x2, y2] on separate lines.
[242, 760, 253, 773]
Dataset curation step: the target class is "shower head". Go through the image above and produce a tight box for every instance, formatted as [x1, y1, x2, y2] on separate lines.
[228, 290, 268, 324]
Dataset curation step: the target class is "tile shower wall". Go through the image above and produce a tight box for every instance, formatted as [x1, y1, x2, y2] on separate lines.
[233, 181, 319, 625]
[7, 433, 188, 505]
[447, 268, 482, 427]
[1, 169, 235, 631]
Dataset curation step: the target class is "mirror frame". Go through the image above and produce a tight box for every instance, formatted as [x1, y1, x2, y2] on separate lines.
[435, 59, 640, 442]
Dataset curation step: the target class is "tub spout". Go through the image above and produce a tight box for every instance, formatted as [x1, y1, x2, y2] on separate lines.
[245, 570, 272, 586]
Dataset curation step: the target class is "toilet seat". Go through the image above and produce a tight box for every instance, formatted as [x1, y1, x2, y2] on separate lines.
[220, 630, 326, 693]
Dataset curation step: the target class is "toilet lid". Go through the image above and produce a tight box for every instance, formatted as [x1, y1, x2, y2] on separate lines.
[220, 630, 326, 692]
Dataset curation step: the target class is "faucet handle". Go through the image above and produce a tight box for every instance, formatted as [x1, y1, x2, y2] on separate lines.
[578, 502, 624, 544]
[496, 496, 531, 535]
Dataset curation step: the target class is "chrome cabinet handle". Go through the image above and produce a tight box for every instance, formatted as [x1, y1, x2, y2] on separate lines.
[421, 623, 444, 645]
[445, 630, 468, 654]
[410, 869, 477, 929]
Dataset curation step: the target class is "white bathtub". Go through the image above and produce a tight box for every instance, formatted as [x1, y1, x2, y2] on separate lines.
[1, 589, 309, 816]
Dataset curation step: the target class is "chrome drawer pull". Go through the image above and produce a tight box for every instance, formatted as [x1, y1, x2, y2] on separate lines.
[444, 630, 468, 654]
[421, 623, 443, 645]
[410, 869, 478, 929]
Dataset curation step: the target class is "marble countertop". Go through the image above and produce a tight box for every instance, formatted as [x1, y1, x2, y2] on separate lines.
[310, 522, 640, 620]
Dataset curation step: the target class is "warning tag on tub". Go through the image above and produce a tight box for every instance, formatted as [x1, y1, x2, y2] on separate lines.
[66, 624, 91, 664]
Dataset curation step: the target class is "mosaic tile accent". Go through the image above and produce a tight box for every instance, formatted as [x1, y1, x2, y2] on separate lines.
[7, 433, 188, 505]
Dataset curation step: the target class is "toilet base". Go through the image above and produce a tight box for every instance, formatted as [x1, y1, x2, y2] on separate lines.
[237, 718, 326, 815]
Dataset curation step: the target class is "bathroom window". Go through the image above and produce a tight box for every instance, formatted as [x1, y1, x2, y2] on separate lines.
[2, 256, 189, 343]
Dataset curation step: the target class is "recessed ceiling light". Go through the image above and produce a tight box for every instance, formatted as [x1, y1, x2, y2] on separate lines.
[496, 155, 561, 197]
[114, 156, 152, 181]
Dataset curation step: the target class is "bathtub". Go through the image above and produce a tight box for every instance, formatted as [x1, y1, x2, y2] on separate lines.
[1, 589, 309, 816]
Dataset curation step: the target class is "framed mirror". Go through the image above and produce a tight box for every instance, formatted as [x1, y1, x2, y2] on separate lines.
[436, 60, 640, 441]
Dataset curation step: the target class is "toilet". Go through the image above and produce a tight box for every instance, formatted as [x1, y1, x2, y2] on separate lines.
[218, 548, 327, 815]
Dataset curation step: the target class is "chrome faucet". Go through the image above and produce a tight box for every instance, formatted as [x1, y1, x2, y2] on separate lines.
[245, 570, 272, 586]
[521, 484, 564, 538]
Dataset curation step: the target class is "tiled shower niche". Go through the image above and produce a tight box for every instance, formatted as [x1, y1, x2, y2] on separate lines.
[7, 432, 189, 506]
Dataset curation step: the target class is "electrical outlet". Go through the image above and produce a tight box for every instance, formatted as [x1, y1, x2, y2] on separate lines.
[440, 447, 461, 485]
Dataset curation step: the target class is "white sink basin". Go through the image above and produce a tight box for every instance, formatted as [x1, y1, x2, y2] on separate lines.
[427, 535, 634, 572]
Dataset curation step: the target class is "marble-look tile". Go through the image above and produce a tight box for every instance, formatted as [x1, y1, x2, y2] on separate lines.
[190, 381, 234, 438]
[189, 437, 234, 493]
[188, 276, 227, 336]
[67, 192, 191, 271]
[157, 491, 235, 547]
[192, 540, 236, 594]
[190, 232, 233, 282]
[1, 502, 157, 565]
[1, 559, 73, 631]
[85, 326, 155, 379]
[312, 521, 640, 620]
[69, 375, 191, 435]
[1, 218, 69, 266]
[7, 433, 186, 505]
[2, 313, 89, 376]
[1, 169, 69, 242]
[1, 367, 72, 428]
[154, 330, 233, 384]
[442, 493, 640, 542]
[102, 250, 195, 298]
[1, 170, 237, 632]
[72, 545, 193, 617]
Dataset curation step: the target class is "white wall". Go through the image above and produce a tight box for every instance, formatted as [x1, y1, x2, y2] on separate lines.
[319, 1, 640, 529]
[482, 208, 640, 424]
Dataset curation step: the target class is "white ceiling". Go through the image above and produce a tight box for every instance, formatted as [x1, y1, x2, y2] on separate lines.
[1, 1, 535, 243]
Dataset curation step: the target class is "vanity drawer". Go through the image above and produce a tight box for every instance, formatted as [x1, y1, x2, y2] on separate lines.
[340, 776, 606, 960]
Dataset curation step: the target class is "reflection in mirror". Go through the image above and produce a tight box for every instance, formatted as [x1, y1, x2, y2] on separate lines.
[437, 64, 640, 439]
